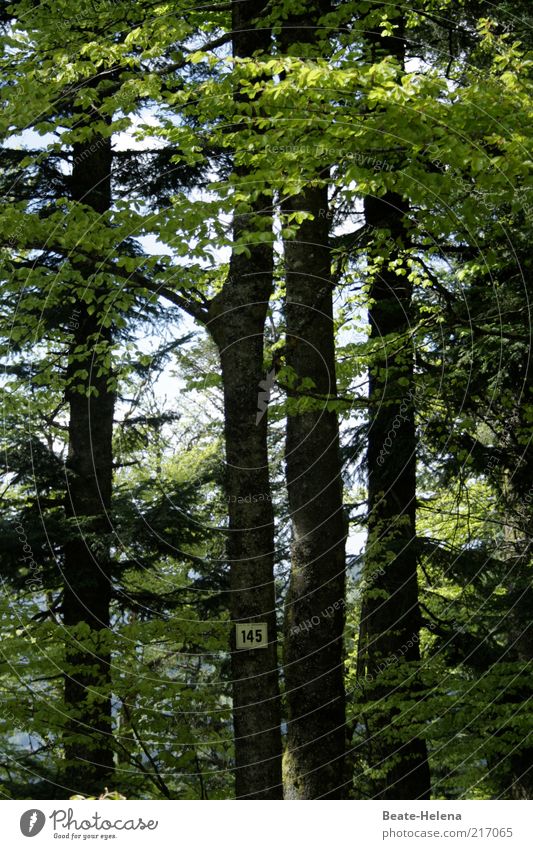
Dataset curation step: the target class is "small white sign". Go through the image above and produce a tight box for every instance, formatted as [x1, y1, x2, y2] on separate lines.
[235, 622, 268, 650]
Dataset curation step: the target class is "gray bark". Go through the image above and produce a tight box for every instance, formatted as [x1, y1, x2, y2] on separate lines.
[205, 0, 283, 799]
[63, 127, 115, 795]
[282, 183, 347, 799]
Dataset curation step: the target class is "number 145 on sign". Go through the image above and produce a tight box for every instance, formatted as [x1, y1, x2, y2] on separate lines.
[235, 623, 268, 649]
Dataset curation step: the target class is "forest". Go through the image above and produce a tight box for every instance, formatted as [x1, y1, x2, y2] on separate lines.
[0, 0, 531, 802]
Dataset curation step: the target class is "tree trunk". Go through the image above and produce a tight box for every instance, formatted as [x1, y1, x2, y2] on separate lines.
[275, 0, 347, 801]
[62, 129, 115, 795]
[281, 183, 347, 799]
[354, 4, 431, 801]
[356, 190, 431, 800]
[205, 0, 283, 799]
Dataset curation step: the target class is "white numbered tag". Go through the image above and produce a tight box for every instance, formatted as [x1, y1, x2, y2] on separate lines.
[235, 622, 268, 650]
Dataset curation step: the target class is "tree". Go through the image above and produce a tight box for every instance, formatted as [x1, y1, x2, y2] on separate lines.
[0, 0, 532, 804]
[276, 1, 348, 799]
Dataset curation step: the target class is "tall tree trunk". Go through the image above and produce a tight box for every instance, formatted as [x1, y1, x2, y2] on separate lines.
[356, 189, 430, 799]
[206, 0, 283, 799]
[62, 127, 115, 795]
[281, 180, 347, 799]
[275, 0, 347, 801]
[355, 3, 430, 801]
